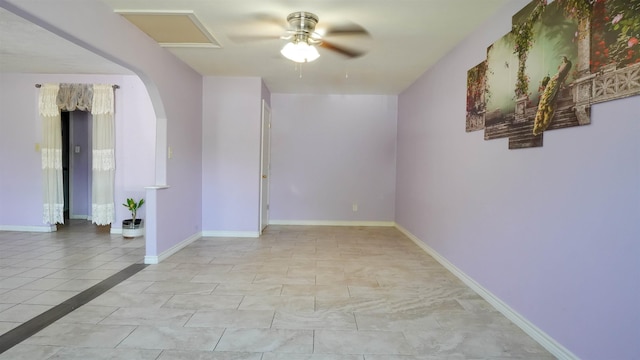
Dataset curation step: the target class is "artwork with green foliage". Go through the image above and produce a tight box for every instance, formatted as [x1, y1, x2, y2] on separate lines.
[466, 0, 640, 149]
[466, 61, 488, 132]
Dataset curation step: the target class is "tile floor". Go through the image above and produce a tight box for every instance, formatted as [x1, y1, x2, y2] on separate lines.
[0, 222, 555, 359]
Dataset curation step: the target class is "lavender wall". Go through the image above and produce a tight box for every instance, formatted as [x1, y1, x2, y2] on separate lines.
[202, 77, 263, 234]
[0, 73, 41, 228]
[270, 94, 397, 223]
[0, 73, 155, 228]
[114, 75, 158, 226]
[396, 1, 640, 358]
[1, 0, 204, 256]
[70, 111, 90, 218]
[261, 79, 272, 108]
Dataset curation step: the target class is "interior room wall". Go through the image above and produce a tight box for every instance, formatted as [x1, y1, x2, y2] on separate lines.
[152, 71, 203, 251]
[0, 73, 156, 230]
[114, 75, 158, 227]
[3, 0, 205, 259]
[70, 110, 90, 218]
[261, 79, 272, 108]
[201, 76, 263, 235]
[0, 73, 43, 228]
[395, 0, 640, 358]
[270, 94, 397, 224]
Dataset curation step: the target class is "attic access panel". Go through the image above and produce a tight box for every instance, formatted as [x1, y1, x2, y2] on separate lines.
[116, 10, 221, 48]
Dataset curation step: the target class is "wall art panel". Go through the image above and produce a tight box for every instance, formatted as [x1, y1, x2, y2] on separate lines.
[466, 0, 640, 149]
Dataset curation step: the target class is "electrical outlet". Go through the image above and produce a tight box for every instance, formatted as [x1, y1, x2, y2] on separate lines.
[168, 146, 173, 159]
[35, 143, 40, 152]
[352, 202, 358, 212]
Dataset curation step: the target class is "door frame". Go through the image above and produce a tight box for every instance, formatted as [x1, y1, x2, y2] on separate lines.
[259, 99, 272, 234]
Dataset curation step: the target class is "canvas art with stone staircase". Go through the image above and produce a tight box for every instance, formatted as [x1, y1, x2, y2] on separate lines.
[466, 0, 640, 149]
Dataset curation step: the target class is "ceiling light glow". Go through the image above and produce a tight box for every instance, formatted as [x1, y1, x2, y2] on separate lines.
[280, 41, 320, 63]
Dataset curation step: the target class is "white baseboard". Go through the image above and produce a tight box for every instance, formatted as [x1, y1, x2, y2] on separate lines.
[269, 220, 396, 227]
[144, 232, 202, 264]
[0, 225, 57, 232]
[395, 224, 578, 360]
[110, 227, 122, 235]
[201, 230, 260, 238]
[69, 215, 90, 220]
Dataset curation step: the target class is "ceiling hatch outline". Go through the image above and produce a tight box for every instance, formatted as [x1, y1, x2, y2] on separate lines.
[115, 10, 221, 48]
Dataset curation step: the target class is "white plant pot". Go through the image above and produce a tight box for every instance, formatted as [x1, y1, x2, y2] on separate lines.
[122, 219, 144, 238]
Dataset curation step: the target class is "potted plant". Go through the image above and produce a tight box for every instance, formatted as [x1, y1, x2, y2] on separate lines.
[122, 198, 144, 238]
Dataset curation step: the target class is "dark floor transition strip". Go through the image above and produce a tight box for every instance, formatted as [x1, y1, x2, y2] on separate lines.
[0, 263, 147, 354]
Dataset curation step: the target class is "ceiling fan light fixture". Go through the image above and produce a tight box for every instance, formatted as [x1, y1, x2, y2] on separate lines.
[280, 40, 320, 63]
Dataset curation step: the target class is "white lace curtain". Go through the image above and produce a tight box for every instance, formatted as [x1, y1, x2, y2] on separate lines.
[39, 84, 64, 224]
[58, 83, 93, 111]
[91, 85, 115, 226]
[39, 83, 115, 225]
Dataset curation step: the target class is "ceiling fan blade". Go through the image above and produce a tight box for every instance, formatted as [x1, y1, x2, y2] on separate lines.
[252, 12, 288, 28]
[319, 40, 365, 58]
[324, 23, 370, 37]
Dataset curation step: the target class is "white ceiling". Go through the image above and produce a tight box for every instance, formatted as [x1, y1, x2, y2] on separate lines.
[0, 8, 133, 75]
[0, 0, 509, 94]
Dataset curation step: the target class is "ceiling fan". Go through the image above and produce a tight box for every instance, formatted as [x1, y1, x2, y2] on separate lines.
[232, 11, 370, 63]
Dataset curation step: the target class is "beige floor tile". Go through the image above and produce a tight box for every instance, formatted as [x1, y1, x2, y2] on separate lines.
[185, 309, 274, 329]
[253, 273, 316, 285]
[96, 261, 138, 270]
[56, 305, 118, 324]
[163, 255, 215, 264]
[0, 303, 16, 312]
[238, 295, 314, 312]
[100, 307, 194, 326]
[315, 296, 390, 313]
[51, 278, 101, 291]
[74, 268, 121, 280]
[272, 310, 357, 330]
[0, 277, 36, 289]
[47, 347, 162, 360]
[314, 329, 414, 355]
[163, 294, 243, 310]
[0, 267, 34, 277]
[363, 356, 462, 360]
[215, 328, 313, 353]
[402, 327, 556, 359]
[142, 281, 217, 295]
[0, 303, 52, 322]
[16, 277, 69, 291]
[281, 284, 350, 297]
[15, 267, 61, 278]
[23, 290, 78, 305]
[0, 225, 553, 359]
[23, 323, 136, 347]
[131, 269, 200, 282]
[261, 354, 364, 360]
[87, 291, 172, 308]
[157, 350, 262, 360]
[189, 264, 236, 274]
[6, 259, 52, 268]
[0, 344, 62, 360]
[44, 269, 89, 279]
[212, 283, 283, 296]
[191, 272, 257, 284]
[109, 280, 155, 293]
[118, 326, 224, 351]
[354, 312, 439, 331]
